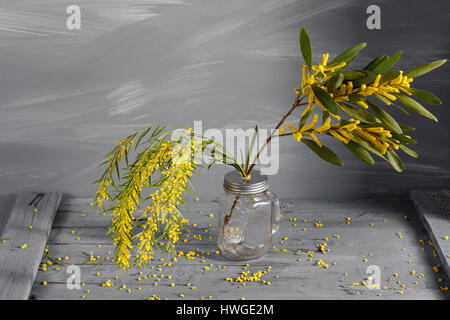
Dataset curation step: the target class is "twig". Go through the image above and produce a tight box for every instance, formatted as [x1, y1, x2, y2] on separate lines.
[224, 97, 305, 225]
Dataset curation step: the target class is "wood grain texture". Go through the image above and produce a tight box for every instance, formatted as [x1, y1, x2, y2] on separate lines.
[410, 190, 450, 281]
[30, 198, 450, 300]
[0, 192, 62, 300]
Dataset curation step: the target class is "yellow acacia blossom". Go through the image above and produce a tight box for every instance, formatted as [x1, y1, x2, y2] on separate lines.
[311, 53, 346, 75]
[94, 137, 133, 210]
[93, 30, 446, 271]
[287, 55, 413, 155]
[94, 128, 201, 269]
[285, 113, 320, 143]
[297, 51, 414, 122]
[333, 72, 414, 108]
[110, 141, 172, 269]
[286, 116, 397, 155]
[296, 53, 346, 119]
[323, 120, 397, 155]
[135, 134, 197, 268]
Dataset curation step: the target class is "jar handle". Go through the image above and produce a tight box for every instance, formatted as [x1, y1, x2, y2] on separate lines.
[268, 192, 280, 236]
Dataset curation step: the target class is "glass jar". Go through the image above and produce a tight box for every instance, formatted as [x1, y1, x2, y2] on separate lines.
[217, 170, 280, 260]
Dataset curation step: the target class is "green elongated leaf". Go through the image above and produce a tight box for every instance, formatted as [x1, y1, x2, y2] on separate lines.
[348, 94, 366, 103]
[353, 135, 384, 157]
[337, 55, 357, 70]
[299, 105, 316, 129]
[338, 102, 378, 124]
[299, 27, 312, 71]
[326, 73, 344, 93]
[343, 141, 375, 165]
[385, 149, 404, 173]
[372, 94, 410, 115]
[399, 124, 415, 132]
[366, 100, 403, 134]
[372, 92, 395, 105]
[311, 85, 339, 115]
[393, 93, 438, 121]
[372, 50, 402, 75]
[399, 144, 418, 158]
[405, 87, 442, 105]
[301, 138, 343, 166]
[329, 42, 367, 66]
[352, 70, 378, 87]
[364, 55, 388, 71]
[391, 132, 417, 144]
[380, 69, 401, 84]
[328, 70, 366, 81]
[391, 103, 410, 115]
[322, 111, 329, 124]
[405, 59, 447, 78]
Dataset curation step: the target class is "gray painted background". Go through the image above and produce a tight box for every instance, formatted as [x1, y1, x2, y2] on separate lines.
[0, 0, 448, 208]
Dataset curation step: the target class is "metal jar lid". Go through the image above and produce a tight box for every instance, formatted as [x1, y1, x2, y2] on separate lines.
[223, 170, 269, 194]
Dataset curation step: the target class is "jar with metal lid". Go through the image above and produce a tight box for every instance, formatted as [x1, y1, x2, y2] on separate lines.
[217, 170, 280, 260]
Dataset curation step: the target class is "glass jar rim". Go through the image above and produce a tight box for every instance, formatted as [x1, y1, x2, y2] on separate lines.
[223, 170, 269, 194]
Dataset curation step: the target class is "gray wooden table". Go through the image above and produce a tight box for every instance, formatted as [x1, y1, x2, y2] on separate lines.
[29, 198, 450, 300]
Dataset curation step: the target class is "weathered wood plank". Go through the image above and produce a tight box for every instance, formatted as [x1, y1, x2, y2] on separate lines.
[0, 192, 62, 300]
[30, 282, 448, 300]
[34, 250, 445, 293]
[410, 190, 450, 281]
[47, 219, 427, 246]
[30, 198, 450, 299]
[30, 269, 448, 300]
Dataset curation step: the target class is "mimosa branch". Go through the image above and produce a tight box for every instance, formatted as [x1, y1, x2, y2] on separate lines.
[223, 96, 306, 225]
